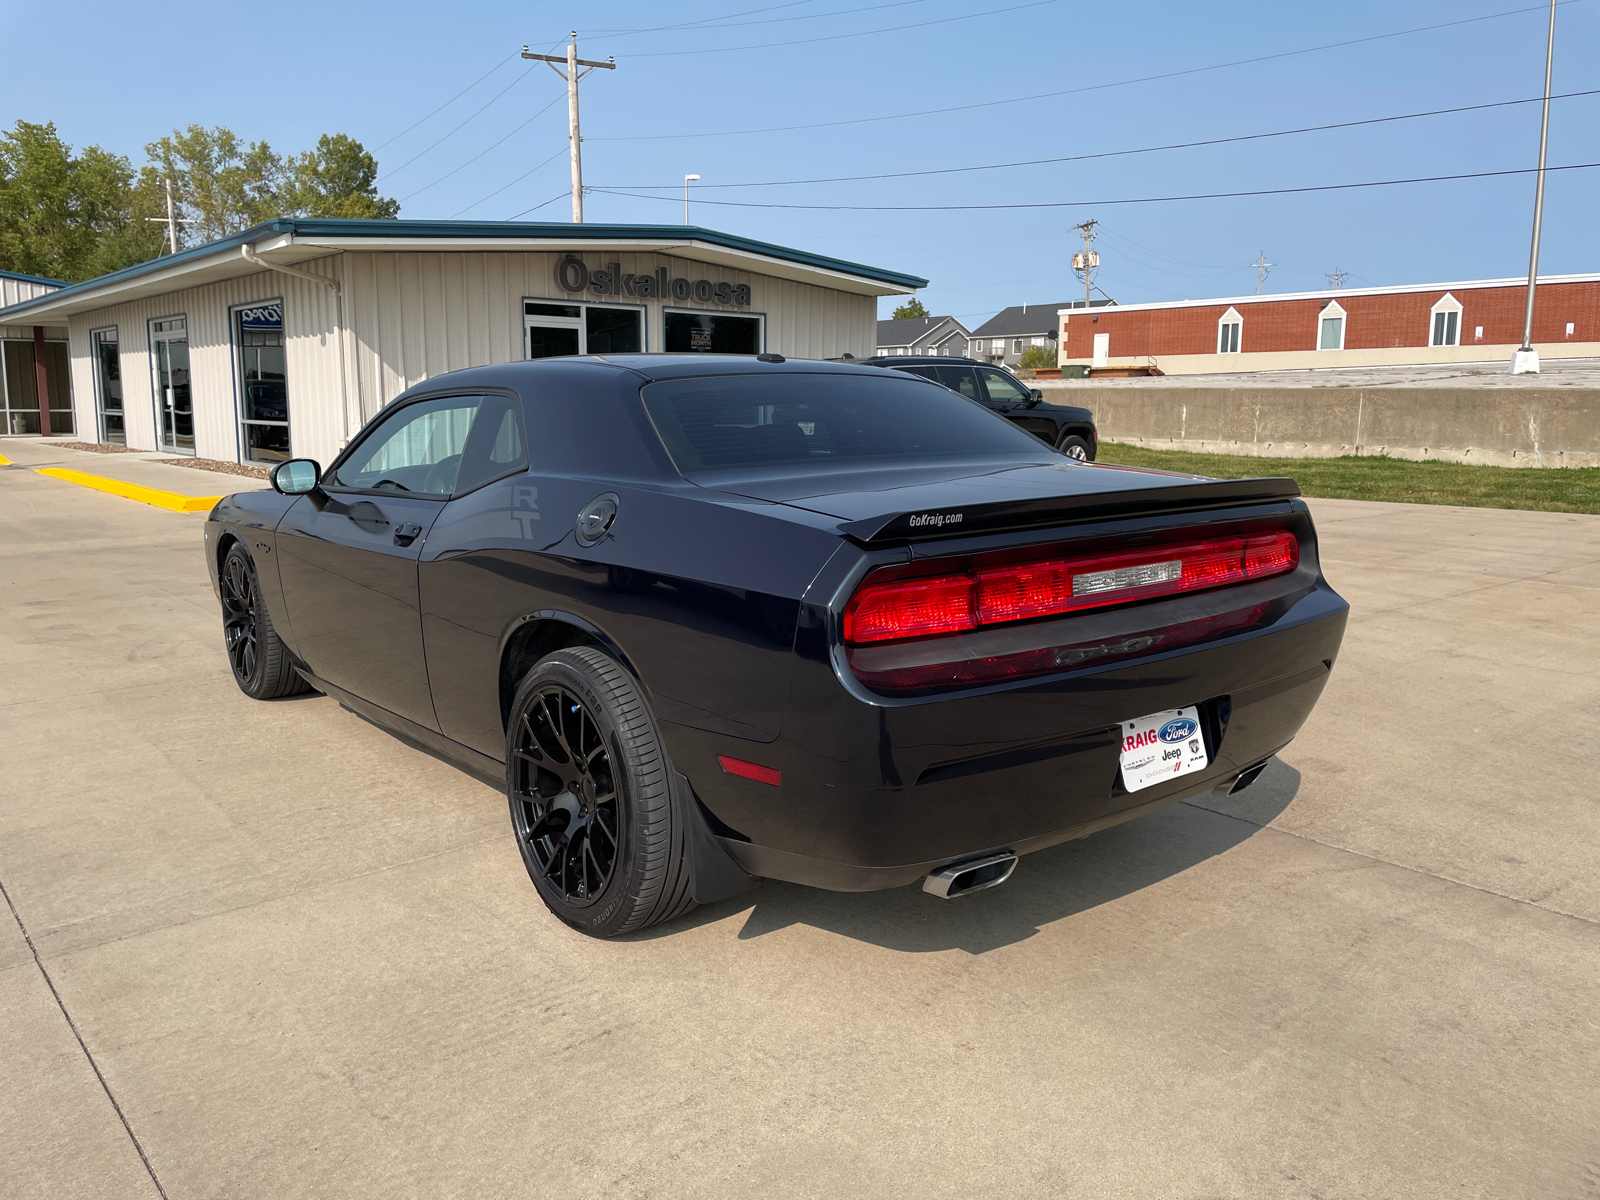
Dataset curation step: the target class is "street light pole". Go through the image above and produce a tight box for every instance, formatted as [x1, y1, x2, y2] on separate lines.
[1512, 0, 1558, 375]
[684, 174, 700, 225]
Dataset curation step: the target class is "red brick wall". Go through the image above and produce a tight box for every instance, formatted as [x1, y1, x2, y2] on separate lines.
[1059, 280, 1600, 358]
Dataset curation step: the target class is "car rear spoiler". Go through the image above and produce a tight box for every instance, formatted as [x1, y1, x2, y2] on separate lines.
[837, 476, 1302, 546]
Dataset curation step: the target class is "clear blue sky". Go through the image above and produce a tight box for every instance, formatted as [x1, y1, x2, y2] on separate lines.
[4, 0, 1596, 324]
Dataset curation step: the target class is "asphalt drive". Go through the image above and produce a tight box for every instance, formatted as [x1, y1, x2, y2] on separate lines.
[2, 437, 1597, 1200]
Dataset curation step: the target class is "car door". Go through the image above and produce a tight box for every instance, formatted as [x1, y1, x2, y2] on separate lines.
[275, 393, 486, 731]
[976, 366, 1054, 441]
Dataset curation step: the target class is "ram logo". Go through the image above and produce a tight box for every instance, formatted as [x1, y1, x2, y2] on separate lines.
[1158, 717, 1198, 743]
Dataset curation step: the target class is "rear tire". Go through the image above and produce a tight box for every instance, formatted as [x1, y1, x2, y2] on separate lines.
[220, 542, 311, 700]
[1057, 432, 1093, 461]
[506, 647, 696, 938]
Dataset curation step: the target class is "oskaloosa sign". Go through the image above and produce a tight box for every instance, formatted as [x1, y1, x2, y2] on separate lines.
[556, 258, 751, 306]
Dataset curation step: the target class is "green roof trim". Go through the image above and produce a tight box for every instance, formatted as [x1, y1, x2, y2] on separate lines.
[0, 218, 925, 321]
[0, 267, 68, 288]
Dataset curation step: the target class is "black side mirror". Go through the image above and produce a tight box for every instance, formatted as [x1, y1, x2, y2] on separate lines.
[270, 459, 323, 496]
[1029, 388, 1043, 407]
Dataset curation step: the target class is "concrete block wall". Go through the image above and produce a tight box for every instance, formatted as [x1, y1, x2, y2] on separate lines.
[1042, 384, 1600, 468]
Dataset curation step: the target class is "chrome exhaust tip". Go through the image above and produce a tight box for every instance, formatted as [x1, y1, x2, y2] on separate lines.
[922, 852, 1018, 900]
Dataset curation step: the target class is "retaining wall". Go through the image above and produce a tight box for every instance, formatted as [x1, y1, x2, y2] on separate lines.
[1038, 383, 1600, 468]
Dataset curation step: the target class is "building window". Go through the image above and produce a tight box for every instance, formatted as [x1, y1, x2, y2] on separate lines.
[664, 309, 763, 354]
[991, 338, 1004, 353]
[1475, 326, 1484, 341]
[1, 337, 73, 436]
[1429, 293, 1462, 347]
[91, 329, 124, 445]
[1318, 302, 1346, 351]
[1030, 336, 1045, 348]
[1011, 338, 1023, 354]
[1217, 307, 1242, 354]
[236, 301, 290, 464]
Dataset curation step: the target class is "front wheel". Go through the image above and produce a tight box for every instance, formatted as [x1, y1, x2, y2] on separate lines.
[1057, 432, 1093, 461]
[506, 647, 695, 938]
[220, 542, 311, 700]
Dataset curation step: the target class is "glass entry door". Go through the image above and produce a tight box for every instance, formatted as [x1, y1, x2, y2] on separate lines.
[92, 331, 124, 444]
[151, 318, 193, 454]
[524, 301, 643, 359]
[237, 303, 290, 463]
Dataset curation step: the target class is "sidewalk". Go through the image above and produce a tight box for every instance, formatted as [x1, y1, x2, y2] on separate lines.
[0, 438, 267, 505]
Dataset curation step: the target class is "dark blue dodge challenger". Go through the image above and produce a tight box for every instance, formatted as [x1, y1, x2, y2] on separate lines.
[205, 354, 1347, 937]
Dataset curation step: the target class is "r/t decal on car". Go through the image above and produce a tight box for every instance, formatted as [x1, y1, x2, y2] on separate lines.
[508, 485, 540, 539]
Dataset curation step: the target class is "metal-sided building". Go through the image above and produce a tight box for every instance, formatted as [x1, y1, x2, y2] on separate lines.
[0, 220, 925, 468]
[1, 268, 72, 437]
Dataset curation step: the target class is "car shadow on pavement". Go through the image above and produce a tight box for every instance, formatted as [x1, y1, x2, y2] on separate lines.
[659, 759, 1300, 955]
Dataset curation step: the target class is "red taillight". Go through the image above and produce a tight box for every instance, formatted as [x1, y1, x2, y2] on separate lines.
[844, 530, 1298, 645]
[842, 574, 975, 644]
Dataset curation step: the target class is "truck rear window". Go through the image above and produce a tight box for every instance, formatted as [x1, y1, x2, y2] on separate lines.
[641, 372, 1041, 473]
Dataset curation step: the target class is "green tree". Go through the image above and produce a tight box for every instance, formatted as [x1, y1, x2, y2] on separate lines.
[145, 125, 285, 243]
[281, 134, 399, 219]
[891, 298, 930, 320]
[1020, 343, 1058, 370]
[0, 120, 164, 282]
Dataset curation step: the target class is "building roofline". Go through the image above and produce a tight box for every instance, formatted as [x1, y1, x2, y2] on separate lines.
[1070, 272, 1600, 316]
[0, 267, 67, 288]
[0, 218, 928, 322]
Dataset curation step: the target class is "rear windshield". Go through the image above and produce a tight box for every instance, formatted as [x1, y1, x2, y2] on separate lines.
[641, 371, 1042, 474]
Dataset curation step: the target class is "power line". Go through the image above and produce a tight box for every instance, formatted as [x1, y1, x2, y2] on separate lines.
[379, 65, 543, 181]
[583, 1, 818, 36]
[591, 0, 929, 39]
[371, 52, 519, 150]
[399, 92, 565, 203]
[508, 190, 575, 221]
[622, 0, 1061, 57]
[593, 161, 1600, 212]
[592, 1, 1583, 139]
[602, 89, 1599, 191]
[449, 148, 569, 218]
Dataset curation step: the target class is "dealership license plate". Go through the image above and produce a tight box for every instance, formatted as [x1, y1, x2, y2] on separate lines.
[1119, 706, 1208, 793]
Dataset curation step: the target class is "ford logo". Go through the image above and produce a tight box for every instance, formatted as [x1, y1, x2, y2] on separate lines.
[1158, 718, 1198, 743]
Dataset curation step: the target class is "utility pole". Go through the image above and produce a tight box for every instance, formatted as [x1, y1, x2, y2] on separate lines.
[684, 174, 699, 225]
[1252, 251, 1274, 295]
[1514, 0, 1558, 374]
[145, 177, 196, 255]
[1325, 268, 1349, 289]
[522, 33, 616, 223]
[1070, 219, 1099, 309]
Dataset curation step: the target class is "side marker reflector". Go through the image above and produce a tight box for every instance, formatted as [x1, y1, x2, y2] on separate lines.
[718, 754, 781, 787]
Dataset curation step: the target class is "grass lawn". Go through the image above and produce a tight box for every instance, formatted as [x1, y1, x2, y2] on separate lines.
[1094, 444, 1600, 515]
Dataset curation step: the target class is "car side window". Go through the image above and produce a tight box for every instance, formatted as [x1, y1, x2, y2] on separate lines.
[898, 365, 940, 383]
[452, 394, 528, 495]
[334, 395, 483, 495]
[932, 365, 980, 400]
[978, 367, 1029, 406]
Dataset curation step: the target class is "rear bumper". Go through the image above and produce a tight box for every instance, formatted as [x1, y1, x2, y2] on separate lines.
[669, 580, 1346, 891]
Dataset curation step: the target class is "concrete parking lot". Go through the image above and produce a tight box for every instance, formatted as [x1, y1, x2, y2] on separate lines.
[3, 437, 1597, 1200]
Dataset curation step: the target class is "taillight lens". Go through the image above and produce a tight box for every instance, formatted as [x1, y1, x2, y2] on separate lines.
[843, 530, 1298, 645]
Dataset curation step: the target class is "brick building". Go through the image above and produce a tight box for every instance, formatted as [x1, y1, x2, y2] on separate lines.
[1057, 273, 1600, 375]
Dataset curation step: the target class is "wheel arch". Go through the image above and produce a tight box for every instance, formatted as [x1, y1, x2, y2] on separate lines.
[498, 612, 643, 736]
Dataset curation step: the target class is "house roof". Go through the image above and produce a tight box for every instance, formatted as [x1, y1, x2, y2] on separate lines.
[970, 299, 1114, 339]
[874, 314, 970, 346]
[0, 219, 929, 323]
[1030, 272, 1600, 316]
[0, 268, 67, 288]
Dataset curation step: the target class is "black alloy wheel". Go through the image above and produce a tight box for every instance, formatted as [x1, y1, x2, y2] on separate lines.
[511, 684, 621, 907]
[507, 647, 695, 937]
[1057, 432, 1092, 461]
[220, 542, 312, 700]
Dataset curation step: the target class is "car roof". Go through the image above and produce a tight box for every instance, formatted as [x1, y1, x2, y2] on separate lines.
[862, 355, 986, 367]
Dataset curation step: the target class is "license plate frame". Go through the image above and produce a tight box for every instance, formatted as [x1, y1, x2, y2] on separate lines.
[1119, 705, 1208, 793]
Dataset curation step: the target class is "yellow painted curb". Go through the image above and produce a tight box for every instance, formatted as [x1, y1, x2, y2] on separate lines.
[0, 452, 11, 465]
[35, 467, 222, 513]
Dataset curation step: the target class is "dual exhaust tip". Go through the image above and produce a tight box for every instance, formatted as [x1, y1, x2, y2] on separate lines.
[923, 851, 1018, 900]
